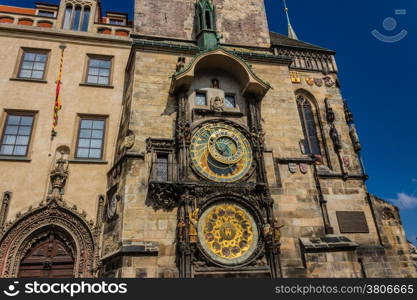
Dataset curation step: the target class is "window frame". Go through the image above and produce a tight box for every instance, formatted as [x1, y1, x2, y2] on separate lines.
[0, 111, 36, 158]
[296, 94, 322, 156]
[84, 55, 114, 87]
[16, 48, 50, 81]
[74, 115, 107, 161]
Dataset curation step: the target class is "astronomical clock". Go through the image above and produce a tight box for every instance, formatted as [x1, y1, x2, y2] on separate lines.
[190, 122, 253, 183]
[197, 201, 259, 266]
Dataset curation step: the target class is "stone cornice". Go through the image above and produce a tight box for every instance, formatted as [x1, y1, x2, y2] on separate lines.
[0, 23, 132, 48]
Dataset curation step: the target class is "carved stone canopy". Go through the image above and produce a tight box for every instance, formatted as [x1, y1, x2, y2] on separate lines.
[170, 48, 270, 98]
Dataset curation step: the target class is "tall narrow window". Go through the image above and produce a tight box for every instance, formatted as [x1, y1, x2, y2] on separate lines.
[63, 5, 72, 30]
[155, 154, 169, 182]
[71, 6, 82, 31]
[296, 95, 322, 156]
[0, 113, 34, 157]
[80, 7, 90, 32]
[18, 50, 48, 80]
[86, 56, 112, 85]
[205, 11, 212, 29]
[76, 118, 105, 159]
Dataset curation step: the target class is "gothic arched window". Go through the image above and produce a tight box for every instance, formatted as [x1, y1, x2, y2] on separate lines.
[296, 94, 322, 156]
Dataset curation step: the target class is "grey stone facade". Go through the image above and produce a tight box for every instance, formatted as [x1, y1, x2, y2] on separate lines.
[100, 0, 417, 278]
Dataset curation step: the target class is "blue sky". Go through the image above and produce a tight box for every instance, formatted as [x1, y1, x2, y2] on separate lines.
[3, 0, 416, 245]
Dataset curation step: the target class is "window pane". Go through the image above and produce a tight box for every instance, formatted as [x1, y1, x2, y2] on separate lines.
[16, 136, 29, 145]
[19, 69, 32, 78]
[71, 6, 81, 30]
[92, 130, 103, 139]
[3, 135, 16, 145]
[81, 7, 90, 32]
[92, 120, 104, 130]
[24, 52, 36, 61]
[225, 95, 236, 108]
[79, 129, 91, 138]
[87, 75, 98, 84]
[5, 126, 18, 135]
[89, 59, 100, 67]
[89, 149, 101, 159]
[20, 116, 33, 126]
[21, 61, 34, 70]
[77, 148, 89, 158]
[63, 5, 72, 29]
[99, 68, 109, 77]
[156, 155, 168, 181]
[33, 62, 45, 71]
[31, 71, 44, 79]
[88, 67, 99, 76]
[0, 145, 13, 155]
[90, 139, 102, 149]
[98, 76, 109, 85]
[195, 92, 207, 106]
[8, 116, 20, 125]
[78, 139, 90, 148]
[81, 120, 93, 128]
[35, 54, 47, 62]
[14, 146, 27, 156]
[18, 126, 31, 135]
[99, 60, 111, 68]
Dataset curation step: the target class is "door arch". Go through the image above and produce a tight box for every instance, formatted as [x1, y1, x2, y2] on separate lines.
[0, 202, 96, 278]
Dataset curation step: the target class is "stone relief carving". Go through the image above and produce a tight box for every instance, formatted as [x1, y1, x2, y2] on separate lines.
[120, 130, 135, 152]
[210, 96, 224, 112]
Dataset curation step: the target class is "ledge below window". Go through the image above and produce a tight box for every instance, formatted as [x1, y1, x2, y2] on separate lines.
[9, 78, 48, 84]
[69, 159, 108, 165]
[79, 83, 114, 89]
[0, 156, 31, 162]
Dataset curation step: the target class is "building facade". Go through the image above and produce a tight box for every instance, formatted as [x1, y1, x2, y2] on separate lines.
[0, 0, 416, 278]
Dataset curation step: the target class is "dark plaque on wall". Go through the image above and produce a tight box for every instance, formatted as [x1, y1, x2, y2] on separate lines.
[336, 211, 369, 233]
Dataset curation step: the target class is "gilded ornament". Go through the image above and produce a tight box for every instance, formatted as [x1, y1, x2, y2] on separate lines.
[197, 202, 258, 265]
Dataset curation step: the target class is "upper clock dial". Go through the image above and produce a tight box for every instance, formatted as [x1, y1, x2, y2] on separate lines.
[190, 122, 253, 183]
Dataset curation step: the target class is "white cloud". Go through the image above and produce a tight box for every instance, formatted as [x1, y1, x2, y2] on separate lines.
[389, 193, 417, 209]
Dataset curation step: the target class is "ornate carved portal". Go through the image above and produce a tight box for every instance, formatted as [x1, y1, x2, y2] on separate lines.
[0, 201, 96, 278]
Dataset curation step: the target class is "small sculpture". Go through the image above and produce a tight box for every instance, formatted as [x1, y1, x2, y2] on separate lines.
[211, 78, 220, 89]
[273, 218, 284, 243]
[349, 124, 361, 152]
[188, 208, 199, 243]
[176, 56, 186, 72]
[330, 125, 342, 151]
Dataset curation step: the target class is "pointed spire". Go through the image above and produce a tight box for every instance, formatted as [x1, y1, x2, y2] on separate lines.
[283, 0, 298, 40]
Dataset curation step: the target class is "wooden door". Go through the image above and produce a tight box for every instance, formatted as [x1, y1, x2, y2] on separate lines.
[18, 233, 74, 278]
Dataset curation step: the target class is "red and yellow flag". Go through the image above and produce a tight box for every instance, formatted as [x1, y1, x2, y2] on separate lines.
[52, 45, 65, 135]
